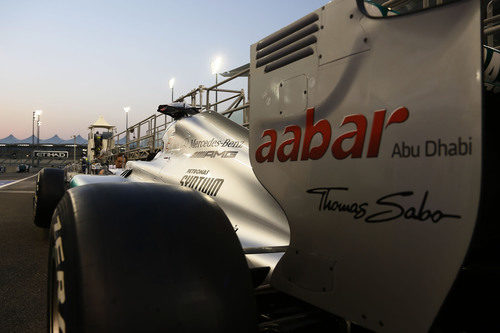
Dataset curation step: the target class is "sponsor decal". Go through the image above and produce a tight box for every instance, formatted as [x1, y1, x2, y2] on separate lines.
[180, 174, 224, 197]
[186, 168, 210, 175]
[255, 107, 409, 162]
[306, 187, 461, 223]
[34, 151, 69, 159]
[53, 215, 67, 330]
[191, 151, 238, 158]
[189, 138, 244, 149]
[392, 137, 473, 158]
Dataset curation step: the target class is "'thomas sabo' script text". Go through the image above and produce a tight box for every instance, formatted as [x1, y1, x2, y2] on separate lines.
[306, 187, 461, 223]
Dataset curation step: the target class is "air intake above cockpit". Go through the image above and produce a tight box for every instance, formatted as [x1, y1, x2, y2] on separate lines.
[157, 102, 200, 120]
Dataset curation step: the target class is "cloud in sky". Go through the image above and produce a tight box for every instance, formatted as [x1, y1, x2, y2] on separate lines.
[0, 0, 327, 139]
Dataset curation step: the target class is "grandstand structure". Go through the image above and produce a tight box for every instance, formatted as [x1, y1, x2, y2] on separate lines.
[0, 134, 87, 170]
[1, 65, 250, 169]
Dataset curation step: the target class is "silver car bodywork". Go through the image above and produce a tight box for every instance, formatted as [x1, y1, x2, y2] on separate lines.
[72, 111, 290, 277]
[69, 0, 488, 331]
[249, 0, 482, 332]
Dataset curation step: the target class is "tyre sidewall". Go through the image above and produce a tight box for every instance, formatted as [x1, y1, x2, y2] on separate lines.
[48, 183, 256, 332]
[48, 194, 80, 332]
[34, 168, 65, 228]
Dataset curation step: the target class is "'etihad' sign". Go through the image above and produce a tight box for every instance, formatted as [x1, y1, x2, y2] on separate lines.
[34, 151, 69, 159]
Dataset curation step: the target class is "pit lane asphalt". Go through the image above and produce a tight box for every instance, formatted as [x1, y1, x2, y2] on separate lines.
[0, 171, 47, 332]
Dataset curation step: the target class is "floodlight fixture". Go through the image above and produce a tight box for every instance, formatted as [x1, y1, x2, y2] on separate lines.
[211, 56, 223, 111]
[211, 56, 223, 75]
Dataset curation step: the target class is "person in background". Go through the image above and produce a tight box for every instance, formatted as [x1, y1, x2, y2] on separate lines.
[115, 153, 126, 169]
[99, 153, 127, 175]
[94, 131, 103, 156]
[81, 154, 88, 174]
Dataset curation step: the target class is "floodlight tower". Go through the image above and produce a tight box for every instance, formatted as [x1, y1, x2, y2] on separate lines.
[124, 106, 130, 130]
[124, 106, 131, 150]
[32, 109, 42, 168]
[33, 110, 42, 145]
[71, 135, 77, 164]
[36, 110, 43, 144]
[169, 78, 175, 102]
[211, 56, 223, 111]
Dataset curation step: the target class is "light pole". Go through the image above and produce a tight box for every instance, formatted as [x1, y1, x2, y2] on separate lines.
[211, 56, 222, 112]
[124, 106, 130, 130]
[32, 112, 35, 146]
[169, 78, 175, 102]
[37, 114, 42, 144]
[32, 110, 42, 168]
[37, 120, 42, 144]
[124, 106, 130, 151]
[36, 116, 42, 167]
[33, 110, 42, 144]
[71, 135, 76, 164]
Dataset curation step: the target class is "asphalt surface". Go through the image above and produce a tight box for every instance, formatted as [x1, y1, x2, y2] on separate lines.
[0, 172, 47, 332]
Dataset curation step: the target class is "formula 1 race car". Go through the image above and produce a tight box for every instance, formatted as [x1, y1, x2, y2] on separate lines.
[34, 0, 498, 332]
[34, 103, 291, 332]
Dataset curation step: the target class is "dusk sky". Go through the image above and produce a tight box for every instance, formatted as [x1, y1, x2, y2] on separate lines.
[1, 0, 327, 140]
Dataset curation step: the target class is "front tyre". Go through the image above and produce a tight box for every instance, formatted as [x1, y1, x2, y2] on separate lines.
[34, 168, 65, 228]
[48, 182, 256, 332]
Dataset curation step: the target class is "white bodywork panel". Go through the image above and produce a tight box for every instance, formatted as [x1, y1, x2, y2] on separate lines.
[249, 1, 481, 332]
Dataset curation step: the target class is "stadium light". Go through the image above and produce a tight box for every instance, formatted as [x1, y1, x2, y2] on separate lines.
[71, 135, 77, 164]
[210, 56, 222, 75]
[124, 106, 131, 148]
[169, 78, 175, 102]
[32, 110, 43, 144]
[32, 109, 43, 166]
[36, 113, 42, 145]
[124, 106, 130, 131]
[210, 56, 223, 111]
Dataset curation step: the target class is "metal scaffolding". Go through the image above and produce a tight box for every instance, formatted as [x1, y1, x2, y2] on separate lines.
[104, 65, 250, 162]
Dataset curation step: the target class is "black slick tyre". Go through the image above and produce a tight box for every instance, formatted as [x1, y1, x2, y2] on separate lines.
[33, 168, 65, 228]
[48, 182, 256, 332]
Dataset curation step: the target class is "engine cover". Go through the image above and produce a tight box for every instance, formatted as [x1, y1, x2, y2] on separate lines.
[249, 1, 482, 332]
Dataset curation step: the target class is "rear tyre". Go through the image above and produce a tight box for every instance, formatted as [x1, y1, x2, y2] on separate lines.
[33, 168, 65, 228]
[48, 182, 256, 332]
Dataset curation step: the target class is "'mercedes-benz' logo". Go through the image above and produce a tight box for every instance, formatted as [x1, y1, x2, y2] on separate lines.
[189, 138, 244, 149]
